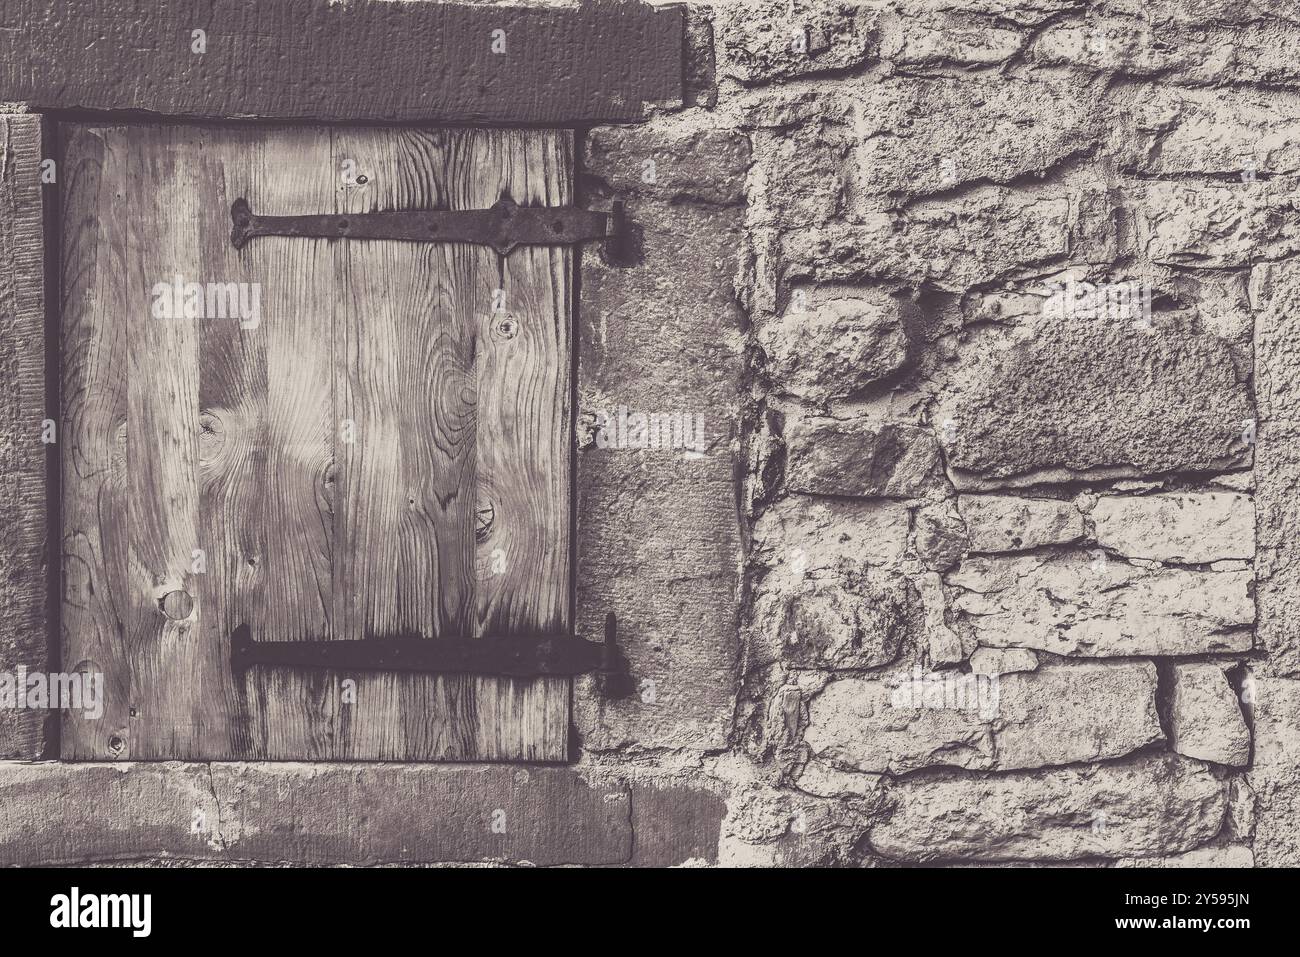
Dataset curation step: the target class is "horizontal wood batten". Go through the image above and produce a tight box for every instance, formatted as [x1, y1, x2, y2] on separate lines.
[0, 0, 683, 123]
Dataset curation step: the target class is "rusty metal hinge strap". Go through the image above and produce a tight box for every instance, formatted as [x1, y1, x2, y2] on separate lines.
[230, 616, 633, 693]
[231, 197, 625, 257]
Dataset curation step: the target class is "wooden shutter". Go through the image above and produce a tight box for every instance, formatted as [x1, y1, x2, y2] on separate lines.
[60, 123, 572, 760]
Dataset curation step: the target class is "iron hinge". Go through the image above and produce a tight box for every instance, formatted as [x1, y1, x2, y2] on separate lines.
[231, 196, 629, 260]
[230, 613, 635, 697]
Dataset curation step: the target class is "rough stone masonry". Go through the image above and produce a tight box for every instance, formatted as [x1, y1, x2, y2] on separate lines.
[2, 0, 1300, 868]
[603, 0, 1297, 868]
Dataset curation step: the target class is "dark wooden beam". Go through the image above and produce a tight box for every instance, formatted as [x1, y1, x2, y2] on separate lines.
[0, 113, 48, 759]
[0, 0, 683, 124]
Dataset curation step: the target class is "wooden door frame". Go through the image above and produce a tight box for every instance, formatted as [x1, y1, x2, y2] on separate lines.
[0, 0, 685, 761]
[56, 122, 580, 762]
[0, 0, 684, 124]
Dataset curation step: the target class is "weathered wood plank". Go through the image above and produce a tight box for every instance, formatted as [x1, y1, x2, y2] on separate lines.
[171, 125, 257, 758]
[319, 128, 569, 761]
[0, 114, 49, 758]
[323, 128, 475, 760]
[0, 0, 683, 124]
[121, 126, 213, 757]
[194, 127, 325, 757]
[60, 125, 135, 759]
[254, 134, 336, 646]
[333, 128, 476, 642]
[461, 130, 573, 758]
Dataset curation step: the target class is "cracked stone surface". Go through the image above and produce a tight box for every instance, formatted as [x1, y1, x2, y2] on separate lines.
[867, 756, 1229, 864]
[969, 647, 1039, 676]
[1121, 84, 1300, 179]
[782, 186, 1082, 292]
[959, 495, 1083, 553]
[804, 662, 1162, 774]
[769, 570, 915, 671]
[1114, 845, 1254, 868]
[1092, 492, 1255, 563]
[783, 415, 943, 498]
[1167, 664, 1251, 768]
[715, 0, 877, 84]
[947, 552, 1254, 657]
[853, 75, 1102, 200]
[759, 288, 912, 401]
[1141, 180, 1300, 268]
[913, 499, 968, 571]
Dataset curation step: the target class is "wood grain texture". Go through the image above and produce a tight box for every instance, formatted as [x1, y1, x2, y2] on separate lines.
[124, 128, 210, 758]
[61, 124, 574, 760]
[60, 125, 132, 759]
[192, 127, 335, 758]
[194, 128, 275, 758]
[0, 0, 683, 124]
[461, 132, 572, 756]
[0, 114, 49, 758]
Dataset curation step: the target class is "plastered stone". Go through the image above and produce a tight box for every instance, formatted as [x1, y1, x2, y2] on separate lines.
[768, 570, 914, 671]
[913, 499, 968, 571]
[782, 186, 1081, 292]
[714, 0, 877, 85]
[1028, 7, 1300, 88]
[749, 109, 853, 227]
[853, 76, 1102, 201]
[1142, 179, 1300, 268]
[969, 647, 1039, 676]
[784, 415, 943, 498]
[1114, 845, 1254, 868]
[1119, 84, 1300, 179]
[759, 288, 911, 401]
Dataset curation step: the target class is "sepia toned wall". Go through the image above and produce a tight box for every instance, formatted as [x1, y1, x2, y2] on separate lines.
[678, 0, 1289, 867]
[1, 0, 1297, 867]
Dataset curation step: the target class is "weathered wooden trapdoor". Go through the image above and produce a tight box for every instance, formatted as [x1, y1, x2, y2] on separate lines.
[60, 124, 573, 760]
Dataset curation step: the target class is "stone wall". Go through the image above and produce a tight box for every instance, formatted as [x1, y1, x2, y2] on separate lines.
[631, 0, 1295, 867]
[2, 0, 1299, 867]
